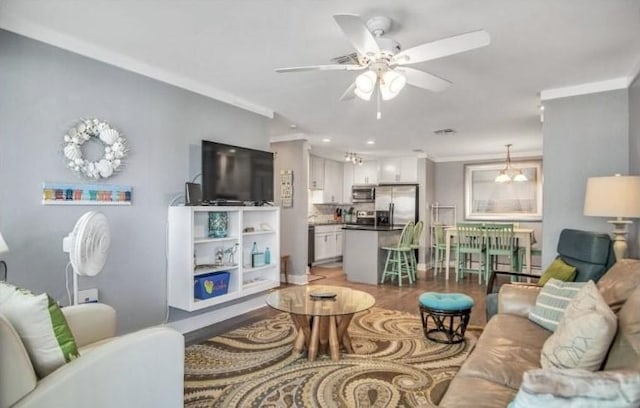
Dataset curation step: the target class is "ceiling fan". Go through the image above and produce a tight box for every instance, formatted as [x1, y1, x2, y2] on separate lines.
[276, 14, 490, 118]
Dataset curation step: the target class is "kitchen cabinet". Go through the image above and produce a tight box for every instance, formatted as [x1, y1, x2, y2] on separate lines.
[378, 157, 418, 183]
[343, 164, 354, 204]
[314, 224, 343, 261]
[353, 161, 378, 185]
[322, 159, 344, 203]
[309, 155, 324, 190]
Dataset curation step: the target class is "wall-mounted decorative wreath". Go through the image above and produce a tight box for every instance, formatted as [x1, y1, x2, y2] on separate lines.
[63, 118, 127, 179]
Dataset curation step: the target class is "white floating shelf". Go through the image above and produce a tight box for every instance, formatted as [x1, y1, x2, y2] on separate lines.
[193, 264, 239, 276]
[194, 236, 239, 244]
[243, 230, 275, 236]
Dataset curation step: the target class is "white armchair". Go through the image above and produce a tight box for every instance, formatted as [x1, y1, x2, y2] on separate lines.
[0, 303, 184, 408]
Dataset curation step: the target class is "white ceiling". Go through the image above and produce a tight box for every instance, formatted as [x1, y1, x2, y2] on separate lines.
[2, 0, 639, 161]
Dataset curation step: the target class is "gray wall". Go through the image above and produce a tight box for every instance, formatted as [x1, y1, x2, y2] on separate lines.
[419, 158, 435, 265]
[0, 30, 270, 333]
[630, 74, 640, 258]
[541, 89, 629, 266]
[271, 140, 309, 278]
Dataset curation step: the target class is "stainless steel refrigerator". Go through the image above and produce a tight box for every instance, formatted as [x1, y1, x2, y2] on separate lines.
[374, 184, 419, 227]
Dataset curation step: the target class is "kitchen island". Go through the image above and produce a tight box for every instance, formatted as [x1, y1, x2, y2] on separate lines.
[342, 225, 403, 285]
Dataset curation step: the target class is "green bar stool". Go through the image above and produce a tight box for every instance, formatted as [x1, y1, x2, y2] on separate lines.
[409, 220, 424, 281]
[381, 222, 415, 287]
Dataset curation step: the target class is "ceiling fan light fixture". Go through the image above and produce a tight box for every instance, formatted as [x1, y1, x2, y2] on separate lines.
[382, 70, 406, 95]
[355, 71, 376, 93]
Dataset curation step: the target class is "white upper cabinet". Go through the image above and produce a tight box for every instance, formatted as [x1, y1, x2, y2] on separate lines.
[309, 155, 324, 190]
[378, 157, 418, 183]
[353, 161, 378, 185]
[322, 159, 344, 204]
[343, 164, 354, 204]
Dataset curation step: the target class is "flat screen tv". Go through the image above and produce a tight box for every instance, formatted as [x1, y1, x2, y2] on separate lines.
[201, 140, 274, 204]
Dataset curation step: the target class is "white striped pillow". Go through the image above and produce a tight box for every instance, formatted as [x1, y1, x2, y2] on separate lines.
[528, 279, 586, 332]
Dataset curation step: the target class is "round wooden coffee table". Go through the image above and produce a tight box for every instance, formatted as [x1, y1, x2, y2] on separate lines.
[266, 285, 375, 361]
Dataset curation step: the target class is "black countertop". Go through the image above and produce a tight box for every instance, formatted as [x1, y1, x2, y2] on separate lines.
[342, 225, 404, 231]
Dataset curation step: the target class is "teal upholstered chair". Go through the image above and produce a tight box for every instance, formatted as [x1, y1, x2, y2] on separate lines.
[485, 228, 614, 321]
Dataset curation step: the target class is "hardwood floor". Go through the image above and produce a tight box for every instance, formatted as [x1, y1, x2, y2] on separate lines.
[186, 264, 495, 345]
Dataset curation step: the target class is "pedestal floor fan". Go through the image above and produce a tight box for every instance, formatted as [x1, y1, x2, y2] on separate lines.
[63, 211, 111, 305]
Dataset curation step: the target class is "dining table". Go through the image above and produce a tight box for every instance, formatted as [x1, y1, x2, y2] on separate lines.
[444, 225, 535, 280]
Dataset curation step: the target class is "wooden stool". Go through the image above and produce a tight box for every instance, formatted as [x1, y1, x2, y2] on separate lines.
[419, 292, 473, 344]
[280, 255, 290, 284]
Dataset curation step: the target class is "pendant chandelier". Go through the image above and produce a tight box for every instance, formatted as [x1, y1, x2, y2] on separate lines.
[495, 144, 527, 183]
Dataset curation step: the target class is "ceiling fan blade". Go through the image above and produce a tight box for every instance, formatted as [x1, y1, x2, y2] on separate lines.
[333, 14, 380, 57]
[275, 64, 365, 73]
[395, 67, 452, 92]
[339, 83, 356, 101]
[392, 30, 490, 65]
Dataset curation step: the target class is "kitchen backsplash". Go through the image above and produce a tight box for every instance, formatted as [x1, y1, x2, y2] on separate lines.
[309, 202, 374, 223]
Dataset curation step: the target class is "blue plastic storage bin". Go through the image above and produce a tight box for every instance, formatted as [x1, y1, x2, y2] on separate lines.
[194, 271, 230, 300]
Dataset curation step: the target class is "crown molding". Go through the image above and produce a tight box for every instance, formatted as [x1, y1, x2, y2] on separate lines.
[0, 12, 274, 119]
[431, 150, 543, 163]
[269, 133, 308, 143]
[540, 77, 629, 101]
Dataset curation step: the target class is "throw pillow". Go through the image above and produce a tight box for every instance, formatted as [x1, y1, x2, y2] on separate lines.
[538, 258, 577, 286]
[528, 279, 585, 332]
[0, 282, 79, 377]
[508, 368, 640, 408]
[540, 281, 617, 371]
[597, 258, 640, 313]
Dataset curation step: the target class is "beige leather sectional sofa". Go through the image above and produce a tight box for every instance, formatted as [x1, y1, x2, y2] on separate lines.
[438, 259, 640, 407]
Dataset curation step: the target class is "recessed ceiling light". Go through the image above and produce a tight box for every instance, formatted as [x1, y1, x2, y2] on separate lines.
[290, 124, 297, 129]
[322, 138, 331, 143]
[366, 140, 375, 145]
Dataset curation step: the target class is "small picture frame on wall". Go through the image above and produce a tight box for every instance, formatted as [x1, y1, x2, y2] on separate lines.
[280, 170, 293, 208]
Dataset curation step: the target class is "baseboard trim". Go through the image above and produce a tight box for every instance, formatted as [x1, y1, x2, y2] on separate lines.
[167, 295, 268, 334]
[288, 274, 309, 285]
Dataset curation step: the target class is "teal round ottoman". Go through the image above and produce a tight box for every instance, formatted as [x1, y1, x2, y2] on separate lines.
[419, 292, 474, 344]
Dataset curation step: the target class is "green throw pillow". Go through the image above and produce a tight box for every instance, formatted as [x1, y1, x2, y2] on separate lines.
[0, 282, 79, 377]
[538, 258, 577, 286]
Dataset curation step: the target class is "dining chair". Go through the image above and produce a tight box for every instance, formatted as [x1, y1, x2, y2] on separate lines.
[455, 223, 486, 284]
[432, 224, 450, 276]
[483, 223, 519, 284]
[409, 220, 424, 280]
[381, 221, 415, 287]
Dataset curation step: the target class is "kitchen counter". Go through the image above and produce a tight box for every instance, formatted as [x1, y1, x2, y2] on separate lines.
[308, 221, 345, 226]
[342, 225, 404, 231]
[342, 227, 403, 285]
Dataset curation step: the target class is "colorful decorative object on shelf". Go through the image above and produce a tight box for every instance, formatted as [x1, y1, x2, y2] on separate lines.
[63, 118, 127, 180]
[42, 182, 132, 206]
[208, 212, 228, 238]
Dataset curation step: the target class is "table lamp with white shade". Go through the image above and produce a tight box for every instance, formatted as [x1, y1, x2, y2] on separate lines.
[584, 175, 640, 262]
[0, 232, 8, 281]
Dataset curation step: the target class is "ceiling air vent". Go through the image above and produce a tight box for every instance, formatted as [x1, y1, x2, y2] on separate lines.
[330, 52, 360, 65]
[433, 129, 457, 136]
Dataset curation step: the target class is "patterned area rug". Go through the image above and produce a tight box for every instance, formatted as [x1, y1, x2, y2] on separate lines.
[184, 307, 479, 407]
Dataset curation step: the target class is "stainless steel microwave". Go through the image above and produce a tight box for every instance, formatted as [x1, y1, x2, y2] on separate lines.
[352, 185, 375, 202]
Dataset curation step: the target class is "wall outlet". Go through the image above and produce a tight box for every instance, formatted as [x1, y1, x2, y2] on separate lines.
[78, 288, 99, 304]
